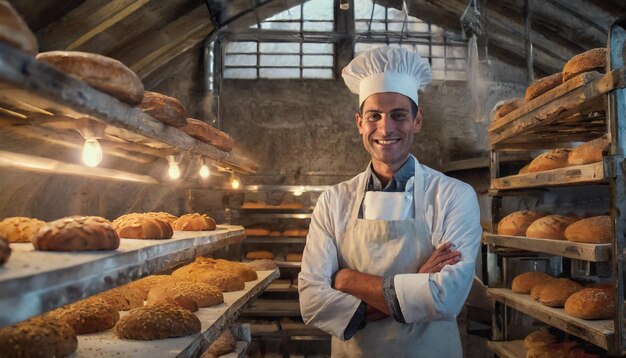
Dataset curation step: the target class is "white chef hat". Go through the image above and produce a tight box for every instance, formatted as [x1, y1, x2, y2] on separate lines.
[342, 46, 432, 107]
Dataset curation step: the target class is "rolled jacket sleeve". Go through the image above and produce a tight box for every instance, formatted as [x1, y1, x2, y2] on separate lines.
[394, 183, 482, 324]
[298, 191, 363, 340]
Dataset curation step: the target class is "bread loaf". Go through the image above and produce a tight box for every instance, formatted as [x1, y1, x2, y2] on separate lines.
[246, 259, 278, 271]
[530, 279, 556, 301]
[245, 225, 271, 236]
[113, 213, 173, 239]
[525, 73, 563, 101]
[144, 212, 178, 225]
[172, 213, 216, 231]
[493, 98, 525, 120]
[269, 230, 282, 236]
[47, 298, 119, 334]
[524, 330, 557, 349]
[36, 51, 144, 105]
[567, 135, 609, 166]
[286, 253, 303, 262]
[205, 329, 237, 357]
[511, 272, 554, 294]
[124, 275, 176, 300]
[0, 233, 9, 266]
[180, 118, 235, 152]
[114, 304, 201, 340]
[527, 341, 578, 358]
[283, 228, 309, 237]
[212, 258, 258, 281]
[147, 280, 222, 308]
[564, 215, 611, 244]
[518, 163, 531, 175]
[138, 91, 188, 127]
[0, 216, 45, 243]
[536, 278, 583, 307]
[564, 287, 614, 319]
[526, 215, 577, 240]
[563, 48, 607, 82]
[0, 317, 77, 358]
[497, 210, 544, 236]
[528, 149, 571, 173]
[32, 216, 120, 251]
[92, 285, 144, 311]
[172, 264, 245, 292]
[0, 1, 38, 54]
[246, 250, 274, 260]
[147, 293, 198, 312]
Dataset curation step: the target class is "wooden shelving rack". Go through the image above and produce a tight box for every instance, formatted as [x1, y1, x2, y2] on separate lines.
[486, 19, 626, 356]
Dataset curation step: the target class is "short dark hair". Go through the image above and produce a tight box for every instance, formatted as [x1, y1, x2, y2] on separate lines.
[359, 97, 419, 119]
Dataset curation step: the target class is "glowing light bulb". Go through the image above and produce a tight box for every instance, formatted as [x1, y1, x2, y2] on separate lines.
[293, 186, 305, 196]
[82, 138, 103, 167]
[199, 164, 210, 178]
[168, 163, 181, 179]
[231, 177, 240, 189]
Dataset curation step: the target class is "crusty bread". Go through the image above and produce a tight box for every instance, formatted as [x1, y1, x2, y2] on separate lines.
[528, 149, 571, 173]
[0, 216, 45, 243]
[564, 215, 611, 244]
[269, 230, 282, 236]
[536, 278, 583, 308]
[246, 251, 274, 260]
[527, 341, 578, 358]
[564, 287, 614, 320]
[493, 98, 525, 120]
[511, 272, 554, 294]
[114, 304, 201, 340]
[0, 317, 77, 357]
[181, 118, 235, 152]
[47, 298, 119, 334]
[204, 329, 237, 357]
[497, 210, 544, 236]
[32, 216, 120, 251]
[518, 163, 531, 175]
[113, 213, 173, 239]
[530, 279, 556, 301]
[143, 212, 178, 225]
[526, 215, 577, 240]
[172, 213, 216, 231]
[563, 48, 607, 82]
[147, 280, 223, 308]
[147, 292, 198, 312]
[124, 275, 176, 300]
[92, 285, 144, 311]
[0, 233, 9, 266]
[567, 135, 609, 166]
[0, 1, 38, 54]
[525, 73, 563, 101]
[37, 51, 144, 105]
[283, 228, 309, 237]
[212, 258, 258, 281]
[286, 253, 303, 262]
[138, 91, 188, 127]
[246, 259, 278, 271]
[524, 330, 557, 349]
[245, 226, 271, 236]
[172, 264, 245, 292]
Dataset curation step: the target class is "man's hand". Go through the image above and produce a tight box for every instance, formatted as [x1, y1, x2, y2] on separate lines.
[418, 242, 461, 274]
[365, 305, 388, 322]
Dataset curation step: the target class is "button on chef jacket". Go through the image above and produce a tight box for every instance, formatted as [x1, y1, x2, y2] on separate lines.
[298, 154, 481, 357]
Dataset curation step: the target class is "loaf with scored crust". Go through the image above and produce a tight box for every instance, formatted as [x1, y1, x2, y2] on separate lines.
[32, 216, 120, 251]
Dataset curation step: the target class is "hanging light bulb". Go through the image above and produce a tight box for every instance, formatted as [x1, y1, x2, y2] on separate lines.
[230, 174, 240, 189]
[167, 155, 182, 180]
[339, 0, 350, 10]
[199, 164, 210, 178]
[82, 138, 103, 167]
[293, 185, 305, 197]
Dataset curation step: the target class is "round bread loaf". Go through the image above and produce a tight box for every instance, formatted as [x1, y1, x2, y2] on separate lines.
[0, 216, 46, 243]
[0, 317, 77, 358]
[564, 215, 611, 244]
[245, 226, 271, 236]
[93, 285, 144, 311]
[36, 51, 144, 104]
[497, 210, 544, 236]
[526, 215, 577, 240]
[32, 216, 120, 251]
[138, 91, 188, 127]
[147, 280, 223, 308]
[528, 149, 571, 173]
[125, 275, 176, 300]
[527, 341, 578, 358]
[286, 253, 303, 262]
[567, 135, 609, 166]
[0, 233, 10, 266]
[283, 228, 309, 237]
[113, 213, 173, 239]
[144, 212, 178, 225]
[518, 163, 531, 175]
[493, 98, 525, 120]
[114, 304, 201, 340]
[563, 48, 607, 82]
[246, 250, 274, 260]
[564, 287, 614, 320]
[47, 298, 119, 334]
[0, 1, 38, 54]
[269, 230, 282, 236]
[205, 329, 237, 357]
[246, 259, 278, 271]
[147, 292, 198, 312]
[172, 213, 216, 231]
[530, 279, 556, 301]
[536, 278, 582, 307]
[525, 73, 563, 101]
[511, 272, 554, 294]
[524, 330, 557, 349]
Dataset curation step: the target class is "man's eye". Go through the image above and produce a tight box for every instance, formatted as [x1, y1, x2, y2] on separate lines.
[392, 113, 408, 121]
[366, 114, 381, 121]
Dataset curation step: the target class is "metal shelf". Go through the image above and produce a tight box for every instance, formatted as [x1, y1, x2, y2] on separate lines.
[0, 225, 245, 327]
[245, 236, 307, 244]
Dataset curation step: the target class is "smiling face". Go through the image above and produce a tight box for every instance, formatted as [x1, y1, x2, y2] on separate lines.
[356, 92, 422, 174]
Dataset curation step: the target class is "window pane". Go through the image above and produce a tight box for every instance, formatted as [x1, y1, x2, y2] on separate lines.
[224, 54, 256, 66]
[369, 22, 386, 32]
[431, 45, 445, 58]
[372, 4, 386, 19]
[408, 22, 429, 33]
[303, 0, 333, 20]
[447, 59, 466, 70]
[355, 0, 374, 19]
[303, 43, 333, 54]
[431, 69, 445, 80]
[431, 58, 445, 69]
[259, 42, 300, 53]
[304, 21, 334, 31]
[447, 46, 466, 58]
[260, 54, 300, 67]
[225, 42, 257, 53]
[266, 5, 300, 21]
[355, 42, 385, 55]
[388, 22, 405, 32]
[260, 22, 300, 31]
[387, 7, 405, 21]
[416, 44, 430, 57]
[260, 68, 300, 78]
[355, 22, 369, 31]
[303, 68, 333, 79]
[303, 55, 333, 67]
[224, 68, 257, 79]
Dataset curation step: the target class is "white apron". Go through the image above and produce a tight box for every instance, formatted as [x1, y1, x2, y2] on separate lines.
[332, 158, 462, 358]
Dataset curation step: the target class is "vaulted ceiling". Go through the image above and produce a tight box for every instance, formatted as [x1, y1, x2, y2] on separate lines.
[10, 0, 626, 83]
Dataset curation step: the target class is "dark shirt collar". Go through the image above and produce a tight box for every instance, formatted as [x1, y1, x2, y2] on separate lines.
[367, 156, 414, 192]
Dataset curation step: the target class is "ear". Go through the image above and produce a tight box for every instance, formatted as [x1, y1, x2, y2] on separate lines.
[356, 113, 364, 134]
[413, 107, 423, 134]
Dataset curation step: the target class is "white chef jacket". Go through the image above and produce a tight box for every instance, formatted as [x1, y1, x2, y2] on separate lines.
[298, 158, 481, 341]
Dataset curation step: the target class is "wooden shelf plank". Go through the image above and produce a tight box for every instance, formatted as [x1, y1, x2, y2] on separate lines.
[490, 162, 608, 191]
[486, 340, 525, 358]
[245, 236, 307, 244]
[275, 261, 302, 269]
[0, 43, 257, 174]
[76, 269, 279, 358]
[483, 234, 611, 262]
[0, 225, 245, 327]
[488, 288, 614, 350]
[240, 299, 301, 317]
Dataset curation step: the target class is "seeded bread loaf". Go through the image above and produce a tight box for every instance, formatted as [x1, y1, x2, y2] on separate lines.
[47, 298, 119, 334]
[138, 91, 188, 127]
[0, 216, 45, 243]
[564, 215, 612, 244]
[525, 73, 563, 101]
[172, 213, 216, 231]
[32, 216, 120, 251]
[563, 48, 607, 82]
[92, 285, 144, 311]
[567, 135, 609, 166]
[497, 210, 544, 236]
[204, 329, 237, 357]
[114, 304, 201, 340]
[0, 317, 77, 358]
[172, 264, 245, 292]
[511, 272, 554, 294]
[147, 280, 223, 308]
[526, 215, 577, 240]
[564, 287, 614, 320]
[124, 275, 176, 300]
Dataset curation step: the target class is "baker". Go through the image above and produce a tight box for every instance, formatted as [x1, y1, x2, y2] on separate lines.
[298, 46, 481, 357]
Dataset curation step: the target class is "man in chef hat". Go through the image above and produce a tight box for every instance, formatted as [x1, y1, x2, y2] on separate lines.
[298, 46, 481, 357]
